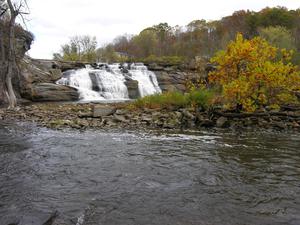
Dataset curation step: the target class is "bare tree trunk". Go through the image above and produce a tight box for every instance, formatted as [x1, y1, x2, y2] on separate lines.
[5, 0, 17, 108]
[0, 16, 7, 105]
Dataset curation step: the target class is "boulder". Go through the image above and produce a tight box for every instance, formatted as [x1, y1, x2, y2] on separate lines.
[181, 109, 195, 120]
[30, 83, 79, 102]
[216, 116, 230, 128]
[113, 114, 127, 123]
[125, 79, 140, 99]
[148, 63, 164, 71]
[199, 119, 215, 128]
[93, 105, 116, 117]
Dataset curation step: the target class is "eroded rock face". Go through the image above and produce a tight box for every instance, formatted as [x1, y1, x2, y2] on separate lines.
[0, 23, 34, 105]
[29, 58, 85, 72]
[30, 83, 79, 102]
[154, 71, 186, 92]
[125, 79, 140, 99]
[19, 57, 81, 102]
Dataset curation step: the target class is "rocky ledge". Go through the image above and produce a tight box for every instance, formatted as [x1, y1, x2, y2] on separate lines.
[1, 103, 300, 132]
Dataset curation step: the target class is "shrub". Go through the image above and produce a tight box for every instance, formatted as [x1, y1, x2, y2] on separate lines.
[132, 92, 188, 109]
[209, 33, 300, 112]
[130, 89, 215, 110]
[186, 89, 215, 110]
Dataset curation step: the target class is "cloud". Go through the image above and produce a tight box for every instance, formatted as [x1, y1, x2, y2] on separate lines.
[26, 0, 300, 59]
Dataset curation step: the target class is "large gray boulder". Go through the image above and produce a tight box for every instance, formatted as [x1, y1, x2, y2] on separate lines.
[30, 83, 79, 102]
[19, 57, 81, 102]
[125, 79, 140, 99]
[93, 105, 116, 117]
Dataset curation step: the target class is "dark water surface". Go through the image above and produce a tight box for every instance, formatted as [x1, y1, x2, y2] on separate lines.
[0, 121, 300, 225]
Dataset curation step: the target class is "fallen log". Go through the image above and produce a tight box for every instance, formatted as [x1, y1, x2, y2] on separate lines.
[214, 111, 300, 119]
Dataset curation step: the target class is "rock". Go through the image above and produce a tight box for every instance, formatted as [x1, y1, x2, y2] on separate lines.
[141, 116, 152, 122]
[105, 119, 117, 127]
[154, 71, 186, 93]
[115, 109, 128, 115]
[93, 105, 116, 117]
[292, 121, 300, 128]
[174, 111, 182, 119]
[148, 63, 164, 71]
[30, 83, 79, 101]
[78, 112, 93, 118]
[199, 119, 215, 128]
[113, 114, 127, 123]
[42, 210, 59, 225]
[216, 116, 230, 128]
[163, 67, 175, 72]
[49, 119, 73, 127]
[13, 56, 88, 104]
[181, 109, 195, 120]
[271, 121, 287, 130]
[49, 69, 63, 82]
[75, 119, 90, 128]
[164, 118, 180, 129]
[295, 92, 300, 101]
[281, 104, 300, 112]
[125, 79, 140, 99]
[89, 73, 100, 91]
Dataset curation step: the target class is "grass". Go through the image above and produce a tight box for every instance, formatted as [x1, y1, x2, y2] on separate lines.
[129, 89, 215, 110]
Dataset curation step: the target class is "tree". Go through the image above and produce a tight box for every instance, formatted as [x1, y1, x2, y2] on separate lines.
[96, 44, 119, 63]
[0, 0, 29, 108]
[55, 35, 97, 62]
[132, 28, 158, 58]
[259, 26, 296, 50]
[209, 33, 300, 112]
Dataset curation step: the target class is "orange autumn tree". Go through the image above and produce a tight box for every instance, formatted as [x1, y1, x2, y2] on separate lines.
[208, 33, 300, 112]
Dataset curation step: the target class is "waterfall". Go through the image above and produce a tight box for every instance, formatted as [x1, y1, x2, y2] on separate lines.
[56, 63, 162, 101]
[129, 63, 162, 97]
[57, 69, 104, 101]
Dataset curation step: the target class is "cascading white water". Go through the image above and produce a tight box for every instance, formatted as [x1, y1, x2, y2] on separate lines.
[56, 63, 162, 101]
[129, 63, 162, 97]
[91, 66, 129, 99]
[57, 69, 104, 101]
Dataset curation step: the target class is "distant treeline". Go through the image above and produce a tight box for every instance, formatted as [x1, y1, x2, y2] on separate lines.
[54, 7, 300, 64]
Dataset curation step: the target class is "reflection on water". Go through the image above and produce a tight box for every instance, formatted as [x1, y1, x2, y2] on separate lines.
[0, 121, 300, 225]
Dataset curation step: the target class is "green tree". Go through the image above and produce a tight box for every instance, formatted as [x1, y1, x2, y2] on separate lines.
[132, 28, 158, 57]
[55, 35, 97, 62]
[259, 26, 296, 50]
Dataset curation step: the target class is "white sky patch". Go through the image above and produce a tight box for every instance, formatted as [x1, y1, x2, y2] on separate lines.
[24, 0, 300, 59]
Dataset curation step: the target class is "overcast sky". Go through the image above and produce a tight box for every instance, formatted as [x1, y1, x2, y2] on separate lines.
[25, 0, 299, 59]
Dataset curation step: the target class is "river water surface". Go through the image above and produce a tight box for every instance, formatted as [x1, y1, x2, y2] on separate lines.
[0, 121, 300, 225]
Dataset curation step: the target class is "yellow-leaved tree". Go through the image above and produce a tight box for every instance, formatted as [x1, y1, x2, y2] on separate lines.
[208, 33, 300, 112]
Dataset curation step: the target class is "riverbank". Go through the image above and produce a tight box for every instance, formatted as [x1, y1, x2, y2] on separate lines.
[1, 102, 300, 132]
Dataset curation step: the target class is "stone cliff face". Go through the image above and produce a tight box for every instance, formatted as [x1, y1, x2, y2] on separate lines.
[19, 57, 79, 102]
[147, 63, 207, 93]
[0, 23, 34, 105]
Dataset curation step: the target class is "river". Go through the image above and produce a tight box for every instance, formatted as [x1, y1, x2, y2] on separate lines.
[0, 121, 300, 225]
